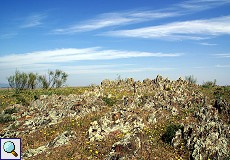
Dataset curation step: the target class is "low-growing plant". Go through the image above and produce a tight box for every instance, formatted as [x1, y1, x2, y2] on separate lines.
[202, 79, 216, 88]
[0, 114, 15, 123]
[4, 107, 17, 114]
[102, 97, 117, 106]
[14, 94, 29, 106]
[161, 124, 183, 144]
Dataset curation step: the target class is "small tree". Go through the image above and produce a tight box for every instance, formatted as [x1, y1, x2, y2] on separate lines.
[185, 75, 197, 84]
[38, 69, 68, 89]
[8, 69, 68, 91]
[37, 75, 49, 89]
[8, 74, 16, 89]
[7, 70, 28, 93]
[27, 72, 37, 89]
[116, 74, 121, 81]
[202, 79, 217, 88]
[20, 72, 28, 89]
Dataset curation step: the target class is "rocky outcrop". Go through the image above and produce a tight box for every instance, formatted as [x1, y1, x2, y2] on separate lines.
[170, 105, 230, 160]
[1, 75, 229, 159]
[184, 105, 229, 160]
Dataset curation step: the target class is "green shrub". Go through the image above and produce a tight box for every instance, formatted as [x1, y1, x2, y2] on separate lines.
[8, 70, 28, 93]
[185, 75, 197, 84]
[202, 79, 216, 88]
[161, 124, 183, 144]
[38, 69, 68, 89]
[34, 95, 39, 100]
[14, 94, 29, 106]
[0, 114, 15, 124]
[4, 107, 17, 114]
[102, 97, 117, 106]
[8, 69, 68, 92]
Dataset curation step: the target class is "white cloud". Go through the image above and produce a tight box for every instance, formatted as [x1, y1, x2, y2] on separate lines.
[199, 42, 217, 46]
[215, 64, 230, 68]
[0, 48, 177, 85]
[214, 54, 230, 58]
[105, 16, 230, 40]
[177, 0, 230, 11]
[52, 11, 178, 34]
[0, 47, 182, 70]
[20, 14, 46, 28]
[193, 66, 209, 69]
[61, 65, 175, 74]
[52, 0, 230, 34]
[0, 33, 17, 39]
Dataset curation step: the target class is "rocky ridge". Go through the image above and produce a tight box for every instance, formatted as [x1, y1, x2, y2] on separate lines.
[0, 75, 229, 159]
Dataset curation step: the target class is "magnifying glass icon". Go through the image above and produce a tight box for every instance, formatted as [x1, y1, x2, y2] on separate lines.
[3, 141, 18, 157]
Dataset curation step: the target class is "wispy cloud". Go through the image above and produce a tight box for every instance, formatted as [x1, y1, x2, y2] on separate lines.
[193, 66, 209, 69]
[0, 33, 17, 39]
[52, 0, 230, 34]
[214, 54, 230, 58]
[20, 14, 46, 28]
[52, 11, 178, 34]
[215, 64, 230, 68]
[199, 42, 217, 46]
[177, 0, 230, 12]
[0, 47, 182, 70]
[104, 16, 230, 40]
[61, 65, 175, 75]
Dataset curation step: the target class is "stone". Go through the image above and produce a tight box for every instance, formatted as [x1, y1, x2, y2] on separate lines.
[176, 105, 230, 159]
[172, 129, 182, 148]
[147, 112, 157, 124]
[47, 131, 76, 148]
[70, 102, 82, 113]
[39, 95, 48, 100]
[23, 145, 47, 158]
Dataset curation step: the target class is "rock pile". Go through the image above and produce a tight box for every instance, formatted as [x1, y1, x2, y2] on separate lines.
[0, 75, 229, 159]
[88, 108, 144, 158]
[98, 75, 229, 159]
[183, 105, 229, 159]
[1, 89, 107, 158]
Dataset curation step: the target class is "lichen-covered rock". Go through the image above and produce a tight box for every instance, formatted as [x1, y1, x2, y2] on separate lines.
[47, 131, 76, 148]
[87, 109, 145, 142]
[172, 105, 230, 159]
[23, 131, 76, 159]
[172, 129, 183, 148]
[107, 135, 141, 160]
[147, 112, 157, 124]
[23, 145, 47, 158]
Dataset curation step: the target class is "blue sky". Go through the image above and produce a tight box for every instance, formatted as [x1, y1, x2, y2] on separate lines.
[0, 0, 230, 86]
